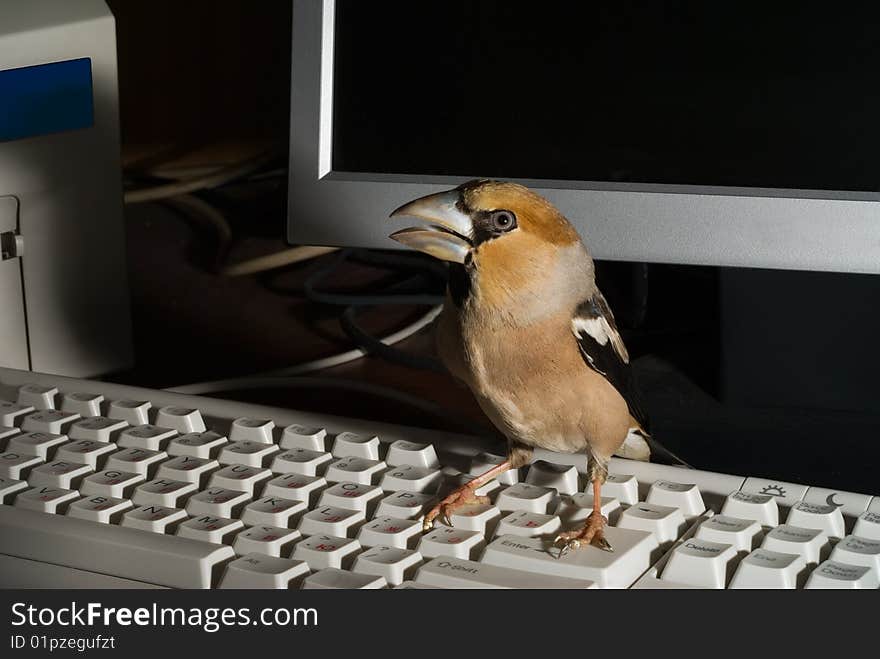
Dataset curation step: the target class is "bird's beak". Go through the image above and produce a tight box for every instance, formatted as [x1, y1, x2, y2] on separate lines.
[388, 189, 473, 264]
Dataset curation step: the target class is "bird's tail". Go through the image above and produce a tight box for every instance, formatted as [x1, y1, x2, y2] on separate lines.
[616, 420, 692, 468]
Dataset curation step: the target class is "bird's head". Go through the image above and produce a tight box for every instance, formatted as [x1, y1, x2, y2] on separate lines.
[390, 180, 592, 310]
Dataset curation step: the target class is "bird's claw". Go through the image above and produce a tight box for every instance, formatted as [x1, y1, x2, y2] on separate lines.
[552, 510, 613, 558]
[594, 535, 614, 552]
[553, 535, 580, 559]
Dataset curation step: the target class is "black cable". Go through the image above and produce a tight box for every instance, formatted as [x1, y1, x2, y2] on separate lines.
[340, 306, 446, 373]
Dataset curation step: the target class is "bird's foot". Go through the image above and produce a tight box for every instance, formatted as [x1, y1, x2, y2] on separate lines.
[553, 511, 613, 558]
[422, 485, 491, 532]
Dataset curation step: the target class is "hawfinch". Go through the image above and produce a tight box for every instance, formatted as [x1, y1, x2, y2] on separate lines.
[390, 179, 650, 553]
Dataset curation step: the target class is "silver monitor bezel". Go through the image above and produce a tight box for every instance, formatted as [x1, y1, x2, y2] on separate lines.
[288, 0, 880, 273]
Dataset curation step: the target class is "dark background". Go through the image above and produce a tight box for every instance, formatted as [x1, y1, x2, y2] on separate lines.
[104, 1, 879, 492]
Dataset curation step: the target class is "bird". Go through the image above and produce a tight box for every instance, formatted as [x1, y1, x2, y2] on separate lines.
[389, 179, 651, 555]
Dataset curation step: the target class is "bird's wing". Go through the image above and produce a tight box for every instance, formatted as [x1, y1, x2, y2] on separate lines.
[571, 291, 649, 430]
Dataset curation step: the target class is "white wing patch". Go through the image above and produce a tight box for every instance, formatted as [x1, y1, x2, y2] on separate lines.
[571, 314, 629, 364]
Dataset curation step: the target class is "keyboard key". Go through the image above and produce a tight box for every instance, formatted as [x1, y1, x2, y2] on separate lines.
[0, 452, 43, 480]
[805, 560, 879, 589]
[496, 482, 557, 513]
[241, 496, 308, 527]
[117, 425, 177, 451]
[694, 515, 762, 553]
[448, 503, 502, 535]
[761, 524, 829, 564]
[8, 431, 69, 459]
[494, 510, 561, 539]
[229, 417, 275, 444]
[280, 424, 327, 451]
[61, 392, 104, 417]
[22, 410, 79, 435]
[385, 440, 439, 468]
[298, 506, 365, 537]
[376, 490, 435, 520]
[525, 460, 579, 495]
[481, 529, 657, 588]
[829, 535, 880, 574]
[721, 490, 779, 526]
[353, 546, 424, 586]
[167, 431, 227, 458]
[357, 516, 422, 549]
[0, 426, 19, 450]
[469, 452, 518, 485]
[218, 440, 279, 468]
[0, 401, 34, 426]
[17, 384, 57, 410]
[417, 527, 485, 560]
[133, 478, 198, 507]
[741, 478, 809, 506]
[555, 494, 621, 527]
[55, 440, 118, 470]
[602, 473, 639, 505]
[66, 495, 133, 524]
[319, 481, 384, 515]
[156, 455, 219, 487]
[617, 502, 687, 546]
[853, 511, 880, 540]
[233, 525, 301, 557]
[418, 556, 599, 589]
[379, 464, 443, 493]
[270, 448, 332, 476]
[660, 538, 737, 588]
[80, 470, 145, 499]
[220, 553, 309, 589]
[68, 417, 128, 443]
[785, 500, 846, 538]
[331, 431, 381, 460]
[208, 464, 272, 495]
[302, 567, 386, 589]
[121, 505, 188, 533]
[155, 407, 206, 433]
[292, 534, 361, 570]
[646, 480, 705, 517]
[0, 476, 29, 504]
[14, 486, 79, 514]
[263, 473, 326, 504]
[28, 460, 92, 489]
[186, 487, 251, 518]
[105, 447, 167, 478]
[177, 515, 244, 544]
[728, 548, 806, 589]
[802, 487, 873, 520]
[325, 457, 386, 485]
[107, 400, 152, 426]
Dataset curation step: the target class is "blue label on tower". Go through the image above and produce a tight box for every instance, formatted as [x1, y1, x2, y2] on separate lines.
[0, 58, 94, 142]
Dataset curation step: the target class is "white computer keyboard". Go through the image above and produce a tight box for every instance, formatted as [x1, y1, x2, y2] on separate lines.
[0, 367, 877, 589]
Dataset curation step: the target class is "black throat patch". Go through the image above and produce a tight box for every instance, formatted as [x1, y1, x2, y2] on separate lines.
[447, 262, 472, 308]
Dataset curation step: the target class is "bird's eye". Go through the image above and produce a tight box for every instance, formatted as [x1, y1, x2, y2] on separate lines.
[489, 210, 517, 232]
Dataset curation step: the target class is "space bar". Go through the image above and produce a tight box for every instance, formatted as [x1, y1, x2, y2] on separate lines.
[0, 507, 235, 588]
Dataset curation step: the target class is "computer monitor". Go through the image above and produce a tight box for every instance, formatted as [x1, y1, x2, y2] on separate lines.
[287, 0, 879, 274]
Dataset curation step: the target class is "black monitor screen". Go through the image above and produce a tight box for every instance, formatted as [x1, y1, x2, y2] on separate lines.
[332, 1, 880, 192]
